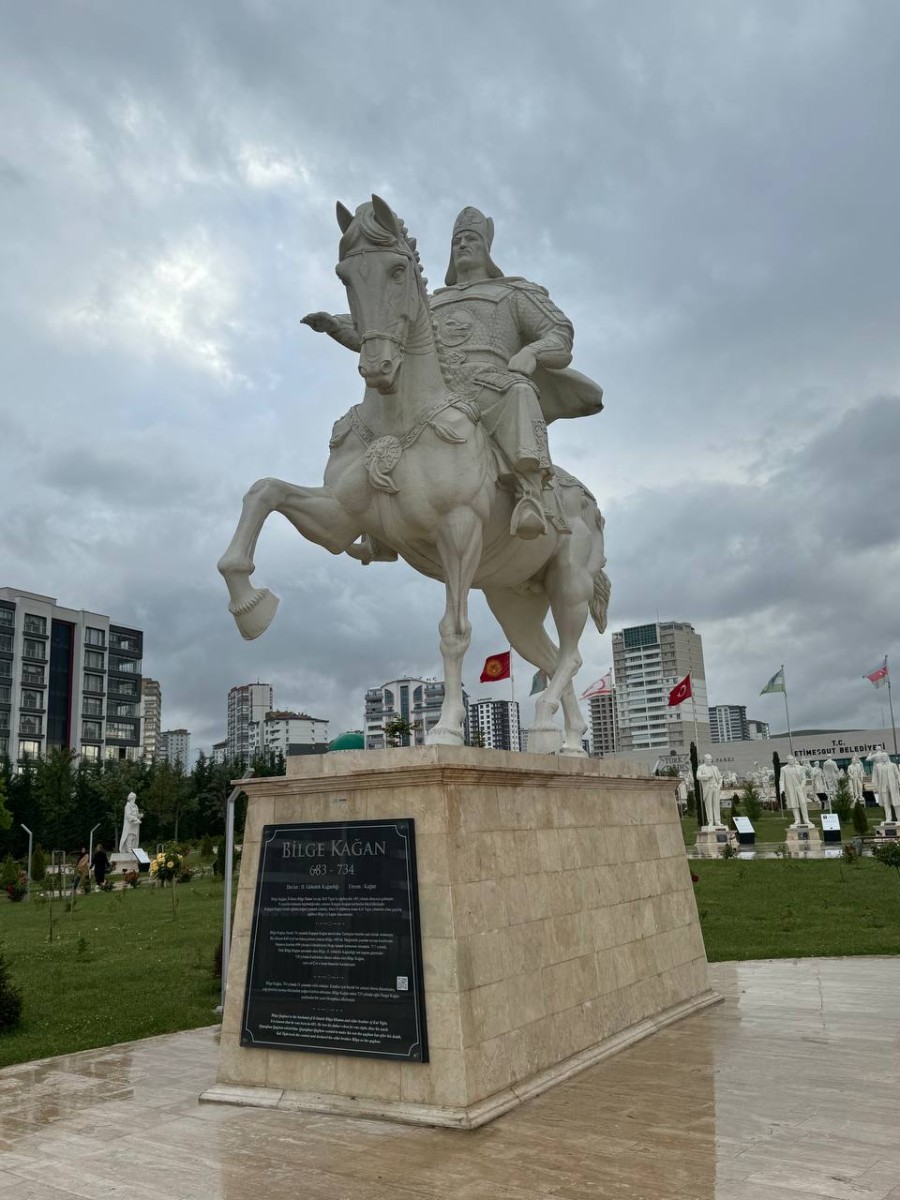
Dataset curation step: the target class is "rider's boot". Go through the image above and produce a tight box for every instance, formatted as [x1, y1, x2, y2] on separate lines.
[510, 470, 548, 540]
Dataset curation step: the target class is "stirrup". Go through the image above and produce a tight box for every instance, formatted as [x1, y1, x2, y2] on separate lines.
[510, 496, 547, 540]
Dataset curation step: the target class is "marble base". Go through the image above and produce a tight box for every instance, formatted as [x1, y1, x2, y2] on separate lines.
[206, 746, 716, 1127]
[785, 824, 822, 853]
[874, 822, 899, 839]
[694, 827, 733, 856]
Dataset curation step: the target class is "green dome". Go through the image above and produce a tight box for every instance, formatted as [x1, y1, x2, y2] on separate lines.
[327, 730, 366, 752]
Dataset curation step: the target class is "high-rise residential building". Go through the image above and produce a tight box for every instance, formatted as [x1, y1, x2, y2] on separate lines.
[226, 682, 274, 762]
[747, 718, 770, 740]
[364, 678, 463, 749]
[709, 704, 749, 743]
[158, 728, 191, 768]
[588, 690, 619, 756]
[211, 740, 227, 765]
[468, 698, 520, 750]
[248, 710, 329, 758]
[0, 587, 143, 766]
[611, 621, 709, 753]
[141, 677, 162, 763]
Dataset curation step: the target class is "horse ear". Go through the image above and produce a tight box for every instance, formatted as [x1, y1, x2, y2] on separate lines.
[371, 194, 400, 237]
[336, 201, 354, 233]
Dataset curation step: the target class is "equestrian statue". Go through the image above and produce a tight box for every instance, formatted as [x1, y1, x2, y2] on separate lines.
[218, 196, 610, 755]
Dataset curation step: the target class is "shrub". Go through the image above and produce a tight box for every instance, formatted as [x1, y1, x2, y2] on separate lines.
[730, 792, 741, 817]
[833, 777, 853, 823]
[740, 780, 763, 822]
[199, 835, 214, 860]
[6, 872, 27, 902]
[30, 844, 47, 883]
[0, 945, 22, 1032]
[852, 801, 869, 835]
[721, 843, 737, 859]
[872, 839, 900, 878]
[0, 856, 19, 891]
[122, 870, 140, 889]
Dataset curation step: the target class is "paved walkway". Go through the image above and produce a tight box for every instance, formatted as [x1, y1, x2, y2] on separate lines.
[0, 958, 898, 1199]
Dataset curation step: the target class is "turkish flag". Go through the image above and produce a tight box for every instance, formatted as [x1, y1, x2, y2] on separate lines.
[667, 673, 692, 707]
[480, 651, 511, 683]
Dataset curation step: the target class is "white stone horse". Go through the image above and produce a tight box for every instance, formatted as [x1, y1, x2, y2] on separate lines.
[218, 196, 610, 755]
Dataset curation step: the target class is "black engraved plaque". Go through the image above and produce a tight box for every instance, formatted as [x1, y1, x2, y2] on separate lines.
[241, 819, 428, 1062]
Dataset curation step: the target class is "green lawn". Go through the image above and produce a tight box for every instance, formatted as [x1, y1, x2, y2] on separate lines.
[694, 856, 900, 961]
[0, 879, 223, 1068]
[680, 807, 887, 845]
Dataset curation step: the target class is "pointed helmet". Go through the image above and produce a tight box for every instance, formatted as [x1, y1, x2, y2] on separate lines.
[444, 206, 504, 286]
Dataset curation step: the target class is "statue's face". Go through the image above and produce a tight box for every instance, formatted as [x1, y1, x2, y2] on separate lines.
[703, 754, 712, 764]
[451, 229, 490, 279]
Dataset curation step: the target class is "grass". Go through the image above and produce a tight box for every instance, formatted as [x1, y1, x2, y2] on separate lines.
[693, 855, 900, 961]
[0, 879, 223, 1069]
[680, 807, 886, 845]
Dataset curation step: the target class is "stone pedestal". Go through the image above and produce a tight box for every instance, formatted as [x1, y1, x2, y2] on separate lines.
[694, 827, 733, 856]
[201, 747, 718, 1129]
[785, 824, 822, 853]
[874, 822, 899, 839]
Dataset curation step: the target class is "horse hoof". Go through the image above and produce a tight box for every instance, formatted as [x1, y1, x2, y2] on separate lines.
[560, 745, 588, 758]
[526, 725, 564, 755]
[425, 727, 465, 747]
[230, 588, 280, 640]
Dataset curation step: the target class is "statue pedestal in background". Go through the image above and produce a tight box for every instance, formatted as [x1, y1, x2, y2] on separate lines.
[201, 747, 718, 1129]
[785, 825, 821, 855]
[874, 822, 899, 840]
[694, 827, 735, 857]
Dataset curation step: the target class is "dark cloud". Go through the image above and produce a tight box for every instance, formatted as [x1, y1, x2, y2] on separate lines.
[1, 0, 897, 748]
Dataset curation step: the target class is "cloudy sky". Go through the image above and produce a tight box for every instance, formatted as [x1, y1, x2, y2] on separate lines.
[2, 0, 899, 750]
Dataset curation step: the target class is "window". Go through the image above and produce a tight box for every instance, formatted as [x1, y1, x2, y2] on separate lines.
[83, 673, 104, 694]
[0, 634, 12, 654]
[84, 650, 104, 670]
[0, 713, 8, 732]
[107, 721, 137, 741]
[23, 615, 46, 636]
[18, 739, 41, 758]
[109, 656, 138, 674]
[113, 702, 138, 717]
[81, 744, 100, 762]
[85, 627, 106, 647]
[109, 679, 137, 697]
[0, 736, 7, 756]
[0, 664, 10, 682]
[20, 714, 42, 736]
[82, 697, 103, 717]
[0, 685, 9, 703]
[20, 689, 42, 710]
[110, 632, 140, 653]
[23, 639, 45, 661]
[0, 609, 13, 628]
[82, 720, 102, 741]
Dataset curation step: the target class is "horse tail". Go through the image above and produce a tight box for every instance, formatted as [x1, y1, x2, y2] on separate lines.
[590, 566, 611, 634]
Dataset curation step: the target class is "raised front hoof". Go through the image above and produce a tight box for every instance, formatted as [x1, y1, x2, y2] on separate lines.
[526, 725, 564, 755]
[229, 588, 280, 640]
[425, 726, 465, 747]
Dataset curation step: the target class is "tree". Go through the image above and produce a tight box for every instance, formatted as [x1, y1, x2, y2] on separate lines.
[30, 843, 47, 883]
[384, 716, 419, 748]
[833, 777, 853, 824]
[0, 945, 22, 1032]
[852, 800, 869, 835]
[0, 774, 11, 835]
[740, 779, 763, 822]
[772, 752, 782, 809]
[145, 762, 193, 841]
[35, 747, 77, 850]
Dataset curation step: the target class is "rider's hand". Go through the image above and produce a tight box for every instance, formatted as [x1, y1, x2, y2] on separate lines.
[508, 348, 537, 376]
[301, 312, 338, 335]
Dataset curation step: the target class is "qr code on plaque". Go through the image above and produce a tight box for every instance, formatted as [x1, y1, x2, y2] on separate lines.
[396, 976, 409, 991]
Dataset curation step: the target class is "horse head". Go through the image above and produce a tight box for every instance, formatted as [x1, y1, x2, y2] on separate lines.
[335, 195, 428, 395]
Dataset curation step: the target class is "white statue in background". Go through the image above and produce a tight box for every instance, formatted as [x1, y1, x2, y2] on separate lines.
[696, 754, 724, 827]
[872, 750, 900, 823]
[782, 755, 811, 827]
[811, 761, 827, 802]
[119, 792, 143, 853]
[218, 197, 610, 756]
[823, 757, 840, 800]
[847, 753, 866, 803]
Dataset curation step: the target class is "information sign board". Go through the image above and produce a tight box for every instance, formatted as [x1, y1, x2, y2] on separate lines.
[732, 817, 755, 835]
[241, 819, 428, 1062]
[821, 814, 841, 832]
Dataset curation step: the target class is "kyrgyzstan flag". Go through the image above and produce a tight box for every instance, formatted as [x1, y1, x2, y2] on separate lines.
[480, 651, 511, 683]
[667, 673, 692, 707]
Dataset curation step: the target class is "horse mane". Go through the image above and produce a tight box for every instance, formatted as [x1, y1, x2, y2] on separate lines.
[339, 203, 407, 260]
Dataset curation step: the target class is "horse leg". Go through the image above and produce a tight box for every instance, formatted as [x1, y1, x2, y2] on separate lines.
[484, 586, 581, 754]
[217, 477, 360, 640]
[427, 508, 483, 746]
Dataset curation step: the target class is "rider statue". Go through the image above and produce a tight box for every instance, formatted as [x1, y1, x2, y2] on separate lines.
[304, 205, 602, 543]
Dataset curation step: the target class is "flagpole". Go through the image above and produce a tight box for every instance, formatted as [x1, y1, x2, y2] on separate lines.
[690, 672, 699, 752]
[887, 656, 898, 756]
[781, 663, 794, 755]
[509, 645, 515, 705]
